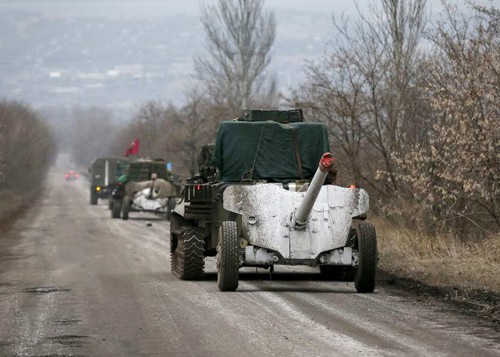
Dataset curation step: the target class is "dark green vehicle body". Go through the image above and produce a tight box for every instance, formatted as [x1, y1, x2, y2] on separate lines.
[89, 157, 128, 205]
[127, 160, 173, 182]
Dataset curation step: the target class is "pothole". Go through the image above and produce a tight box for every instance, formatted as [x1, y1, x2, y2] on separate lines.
[55, 318, 82, 326]
[45, 334, 88, 347]
[24, 287, 71, 294]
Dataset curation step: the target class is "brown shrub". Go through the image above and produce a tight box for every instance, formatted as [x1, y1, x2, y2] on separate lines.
[376, 217, 500, 293]
[0, 100, 56, 193]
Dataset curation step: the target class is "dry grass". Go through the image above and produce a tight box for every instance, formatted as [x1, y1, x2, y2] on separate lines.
[0, 191, 37, 231]
[375, 218, 500, 294]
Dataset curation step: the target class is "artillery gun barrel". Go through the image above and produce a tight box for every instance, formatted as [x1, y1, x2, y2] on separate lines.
[294, 152, 335, 229]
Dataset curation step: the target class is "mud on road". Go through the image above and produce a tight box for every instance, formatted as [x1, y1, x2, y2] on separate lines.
[378, 271, 500, 325]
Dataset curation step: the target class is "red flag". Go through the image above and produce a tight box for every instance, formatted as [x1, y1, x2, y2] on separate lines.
[124, 138, 140, 157]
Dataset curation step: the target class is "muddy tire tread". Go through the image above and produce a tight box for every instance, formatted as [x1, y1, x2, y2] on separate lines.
[111, 198, 121, 219]
[217, 221, 239, 291]
[90, 191, 98, 205]
[121, 196, 131, 220]
[171, 222, 205, 280]
[354, 222, 378, 293]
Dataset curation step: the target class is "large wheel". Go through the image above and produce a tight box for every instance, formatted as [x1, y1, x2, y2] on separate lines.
[166, 197, 176, 221]
[111, 198, 122, 219]
[121, 196, 131, 220]
[217, 221, 240, 291]
[90, 190, 98, 205]
[171, 217, 205, 280]
[354, 222, 378, 293]
[169, 213, 184, 256]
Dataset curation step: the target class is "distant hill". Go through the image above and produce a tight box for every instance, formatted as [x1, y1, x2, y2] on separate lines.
[0, 0, 359, 116]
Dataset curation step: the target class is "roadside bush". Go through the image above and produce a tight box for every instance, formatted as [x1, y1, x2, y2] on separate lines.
[377, 217, 500, 293]
[392, 4, 500, 236]
[0, 100, 56, 222]
[292, 1, 499, 239]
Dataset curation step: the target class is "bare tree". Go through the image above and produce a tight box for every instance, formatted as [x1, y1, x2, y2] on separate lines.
[68, 106, 118, 166]
[130, 101, 169, 158]
[292, 0, 428, 196]
[0, 100, 56, 191]
[167, 91, 209, 176]
[109, 98, 209, 178]
[394, 2, 500, 234]
[109, 101, 174, 160]
[0, 105, 6, 186]
[162, 90, 227, 178]
[195, 0, 277, 111]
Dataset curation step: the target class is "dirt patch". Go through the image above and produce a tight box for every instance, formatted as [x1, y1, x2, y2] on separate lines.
[378, 270, 500, 325]
[0, 191, 38, 234]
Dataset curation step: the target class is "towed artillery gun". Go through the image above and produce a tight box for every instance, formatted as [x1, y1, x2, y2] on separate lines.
[171, 109, 377, 292]
[110, 159, 180, 220]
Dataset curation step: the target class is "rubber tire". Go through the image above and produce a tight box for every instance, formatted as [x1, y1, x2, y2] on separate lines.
[354, 222, 378, 293]
[166, 197, 176, 221]
[90, 190, 98, 205]
[121, 196, 131, 220]
[111, 198, 122, 219]
[217, 221, 240, 291]
[169, 214, 183, 254]
[171, 223, 205, 280]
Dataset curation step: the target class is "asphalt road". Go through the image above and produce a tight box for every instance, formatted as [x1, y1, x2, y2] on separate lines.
[1, 157, 499, 357]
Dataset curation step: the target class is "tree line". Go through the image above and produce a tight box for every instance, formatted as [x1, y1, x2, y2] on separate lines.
[66, 0, 499, 237]
[0, 101, 56, 195]
[292, 0, 499, 236]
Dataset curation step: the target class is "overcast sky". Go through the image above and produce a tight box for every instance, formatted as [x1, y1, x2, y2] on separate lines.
[1, 0, 486, 18]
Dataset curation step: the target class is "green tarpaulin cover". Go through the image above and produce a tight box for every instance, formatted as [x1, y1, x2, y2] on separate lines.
[123, 160, 171, 182]
[214, 121, 330, 182]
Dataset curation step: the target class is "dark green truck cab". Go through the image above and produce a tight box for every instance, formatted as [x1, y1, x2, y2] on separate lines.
[89, 157, 128, 205]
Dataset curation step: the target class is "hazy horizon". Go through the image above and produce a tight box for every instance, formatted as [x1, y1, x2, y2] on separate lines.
[0, 0, 493, 119]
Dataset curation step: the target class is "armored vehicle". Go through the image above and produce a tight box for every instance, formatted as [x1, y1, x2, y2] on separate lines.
[110, 159, 180, 220]
[171, 109, 378, 292]
[89, 157, 128, 205]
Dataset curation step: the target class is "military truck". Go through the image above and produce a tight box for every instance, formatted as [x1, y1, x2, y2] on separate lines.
[110, 159, 180, 220]
[171, 109, 377, 292]
[89, 157, 128, 205]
